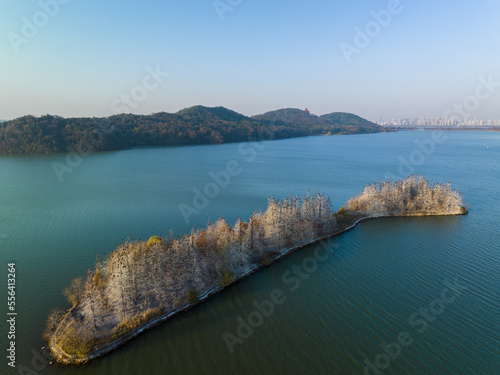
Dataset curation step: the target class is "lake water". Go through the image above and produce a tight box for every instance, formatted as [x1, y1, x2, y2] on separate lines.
[1, 131, 499, 374]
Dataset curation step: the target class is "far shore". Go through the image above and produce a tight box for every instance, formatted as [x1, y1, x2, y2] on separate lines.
[388, 127, 499, 132]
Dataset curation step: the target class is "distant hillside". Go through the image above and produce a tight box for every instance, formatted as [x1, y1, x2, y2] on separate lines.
[252, 108, 321, 126]
[320, 112, 378, 127]
[253, 108, 381, 134]
[0, 106, 387, 155]
[177, 105, 249, 122]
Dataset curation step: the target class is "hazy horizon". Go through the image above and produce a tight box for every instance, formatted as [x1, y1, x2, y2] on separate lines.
[1, 0, 499, 122]
[2, 103, 500, 124]
[0, 105, 391, 122]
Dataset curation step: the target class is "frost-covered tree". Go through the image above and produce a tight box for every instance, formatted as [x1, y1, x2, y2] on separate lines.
[50, 177, 466, 358]
[346, 175, 465, 216]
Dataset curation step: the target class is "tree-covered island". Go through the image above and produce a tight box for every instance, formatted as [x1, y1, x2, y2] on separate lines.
[45, 175, 467, 364]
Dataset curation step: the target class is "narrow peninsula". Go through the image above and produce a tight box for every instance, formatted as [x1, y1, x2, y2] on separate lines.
[45, 175, 468, 364]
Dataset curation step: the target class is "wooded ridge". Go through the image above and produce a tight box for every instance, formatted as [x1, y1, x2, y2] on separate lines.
[0, 106, 386, 155]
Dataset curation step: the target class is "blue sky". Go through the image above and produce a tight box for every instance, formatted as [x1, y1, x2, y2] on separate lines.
[1, 0, 499, 121]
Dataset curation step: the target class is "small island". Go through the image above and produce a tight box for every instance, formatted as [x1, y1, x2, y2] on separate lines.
[45, 175, 467, 364]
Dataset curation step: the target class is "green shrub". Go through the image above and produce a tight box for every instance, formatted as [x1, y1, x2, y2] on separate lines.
[142, 307, 161, 321]
[114, 315, 141, 333]
[220, 271, 234, 287]
[111, 313, 146, 339]
[146, 235, 164, 248]
[337, 206, 347, 215]
[111, 332, 124, 341]
[93, 271, 103, 288]
[262, 255, 272, 267]
[58, 326, 94, 358]
[187, 288, 199, 305]
[113, 308, 161, 334]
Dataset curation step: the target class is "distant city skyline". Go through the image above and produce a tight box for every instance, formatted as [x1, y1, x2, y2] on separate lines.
[2, 106, 500, 126]
[378, 116, 500, 127]
[1, 1, 499, 122]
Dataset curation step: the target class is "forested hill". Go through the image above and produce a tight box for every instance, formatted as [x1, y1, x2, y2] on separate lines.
[253, 108, 381, 133]
[0, 106, 386, 155]
[320, 112, 380, 130]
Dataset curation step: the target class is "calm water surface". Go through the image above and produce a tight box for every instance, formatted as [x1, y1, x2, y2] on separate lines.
[0, 131, 498, 374]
